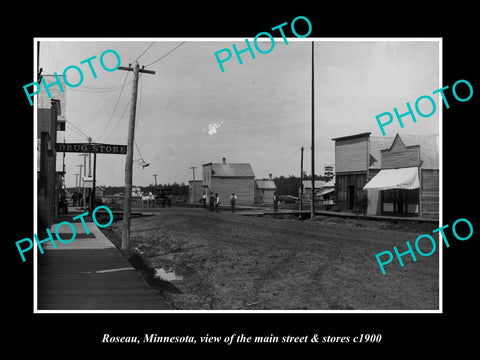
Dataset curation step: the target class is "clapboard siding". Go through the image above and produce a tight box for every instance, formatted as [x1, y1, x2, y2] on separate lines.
[382, 147, 420, 169]
[421, 169, 439, 218]
[335, 173, 368, 212]
[335, 137, 369, 173]
[188, 181, 203, 204]
[255, 189, 275, 205]
[211, 177, 254, 206]
[381, 135, 421, 169]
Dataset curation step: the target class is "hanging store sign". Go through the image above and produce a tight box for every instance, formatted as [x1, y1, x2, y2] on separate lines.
[56, 143, 127, 154]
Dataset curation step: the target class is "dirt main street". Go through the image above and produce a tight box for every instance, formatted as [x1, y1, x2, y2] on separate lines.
[101, 207, 439, 311]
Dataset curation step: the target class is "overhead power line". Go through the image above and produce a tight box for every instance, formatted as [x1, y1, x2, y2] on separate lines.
[103, 97, 132, 142]
[68, 120, 90, 140]
[259, 149, 300, 177]
[97, 71, 130, 141]
[68, 126, 89, 140]
[133, 73, 147, 162]
[67, 79, 135, 93]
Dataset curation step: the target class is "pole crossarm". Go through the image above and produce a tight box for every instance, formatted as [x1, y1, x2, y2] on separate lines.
[118, 65, 156, 75]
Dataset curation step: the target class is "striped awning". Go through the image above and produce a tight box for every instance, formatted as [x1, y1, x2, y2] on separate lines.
[363, 167, 420, 190]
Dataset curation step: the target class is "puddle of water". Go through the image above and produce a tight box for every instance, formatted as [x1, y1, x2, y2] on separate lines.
[154, 267, 183, 281]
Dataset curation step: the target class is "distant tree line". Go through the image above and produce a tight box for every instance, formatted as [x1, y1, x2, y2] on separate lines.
[72, 174, 331, 199]
[143, 183, 189, 196]
[96, 183, 189, 197]
[264, 174, 332, 197]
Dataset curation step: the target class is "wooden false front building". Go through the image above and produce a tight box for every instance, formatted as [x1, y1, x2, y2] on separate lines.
[332, 132, 439, 219]
[202, 157, 255, 206]
[254, 174, 277, 206]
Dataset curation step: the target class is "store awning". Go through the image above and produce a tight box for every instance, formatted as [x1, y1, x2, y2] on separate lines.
[363, 167, 420, 190]
[317, 188, 335, 196]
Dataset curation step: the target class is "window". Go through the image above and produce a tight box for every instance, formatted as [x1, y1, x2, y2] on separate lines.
[382, 189, 419, 215]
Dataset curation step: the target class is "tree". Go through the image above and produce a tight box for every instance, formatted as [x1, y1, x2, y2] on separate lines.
[271, 175, 301, 196]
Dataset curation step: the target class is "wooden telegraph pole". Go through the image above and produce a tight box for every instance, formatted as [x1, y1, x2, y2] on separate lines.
[79, 153, 88, 209]
[118, 61, 155, 250]
[92, 152, 97, 213]
[310, 41, 315, 220]
[299, 146, 304, 212]
[189, 166, 197, 204]
[77, 164, 83, 207]
[75, 173, 79, 203]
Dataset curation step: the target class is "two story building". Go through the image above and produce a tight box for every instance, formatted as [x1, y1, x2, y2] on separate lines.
[37, 75, 68, 226]
[202, 157, 255, 206]
[332, 132, 439, 219]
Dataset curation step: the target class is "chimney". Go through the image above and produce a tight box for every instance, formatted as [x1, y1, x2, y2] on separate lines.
[269, 173, 272, 180]
[222, 157, 226, 164]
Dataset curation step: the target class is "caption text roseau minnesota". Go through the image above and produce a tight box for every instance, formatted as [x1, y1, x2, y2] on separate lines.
[101, 332, 383, 345]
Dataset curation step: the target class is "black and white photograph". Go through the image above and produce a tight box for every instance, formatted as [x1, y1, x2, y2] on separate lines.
[33, 39, 441, 312]
[7, 7, 478, 355]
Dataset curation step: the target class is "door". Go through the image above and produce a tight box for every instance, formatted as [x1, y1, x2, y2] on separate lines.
[348, 185, 355, 210]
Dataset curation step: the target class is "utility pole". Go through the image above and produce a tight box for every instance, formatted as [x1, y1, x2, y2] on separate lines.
[152, 174, 158, 200]
[189, 166, 197, 204]
[92, 152, 97, 214]
[79, 153, 88, 209]
[62, 139, 66, 174]
[75, 173, 79, 204]
[77, 164, 83, 207]
[37, 41, 43, 84]
[118, 61, 155, 250]
[87, 137, 92, 176]
[299, 146, 304, 212]
[310, 41, 315, 220]
[88, 137, 92, 212]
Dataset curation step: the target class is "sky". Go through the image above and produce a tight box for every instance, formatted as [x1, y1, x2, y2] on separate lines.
[38, 38, 440, 188]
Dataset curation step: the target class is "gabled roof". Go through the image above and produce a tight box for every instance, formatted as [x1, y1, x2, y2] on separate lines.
[331, 132, 371, 141]
[398, 134, 439, 169]
[255, 180, 276, 190]
[210, 163, 255, 178]
[368, 134, 439, 170]
[369, 136, 395, 169]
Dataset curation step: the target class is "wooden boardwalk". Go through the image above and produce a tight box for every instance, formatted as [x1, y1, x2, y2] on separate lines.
[234, 208, 438, 223]
[37, 211, 172, 311]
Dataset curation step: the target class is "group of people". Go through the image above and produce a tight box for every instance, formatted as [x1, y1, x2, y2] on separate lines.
[201, 192, 238, 212]
[200, 191, 280, 213]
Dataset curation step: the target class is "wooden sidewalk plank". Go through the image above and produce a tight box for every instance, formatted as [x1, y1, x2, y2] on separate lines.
[37, 219, 173, 311]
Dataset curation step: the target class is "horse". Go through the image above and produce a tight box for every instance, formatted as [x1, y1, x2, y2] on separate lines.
[141, 192, 156, 208]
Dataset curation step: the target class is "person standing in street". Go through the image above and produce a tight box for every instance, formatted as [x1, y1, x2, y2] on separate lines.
[215, 193, 220, 212]
[202, 192, 207, 208]
[273, 191, 279, 213]
[209, 192, 215, 211]
[230, 193, 237, 212]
